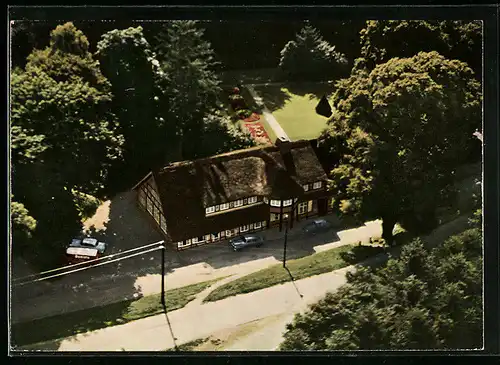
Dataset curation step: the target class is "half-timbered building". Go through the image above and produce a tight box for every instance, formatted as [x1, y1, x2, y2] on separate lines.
[133, 138, 333, 250]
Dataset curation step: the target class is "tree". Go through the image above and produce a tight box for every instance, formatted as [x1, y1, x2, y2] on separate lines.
[279, 226, 482, 350]
[10, 23, 122, 269]
[279, 23, 349, 82]
[10, 199, 37, 257]
[197, 112, 255, 157]
[96, 26, 169, 190]
[154, 20, 224, 160]
[11, 22, 124, 196]
[319, 51, 481, 243]
[359, 20, 482, 78]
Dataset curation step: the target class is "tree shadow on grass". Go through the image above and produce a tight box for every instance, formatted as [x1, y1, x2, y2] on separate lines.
[254, 85, 291, 112]
[286, 81, 336, 101]
[351, 231, 417, 271]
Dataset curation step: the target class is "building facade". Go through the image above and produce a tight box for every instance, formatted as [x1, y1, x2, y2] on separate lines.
[133, 139, 334, 250]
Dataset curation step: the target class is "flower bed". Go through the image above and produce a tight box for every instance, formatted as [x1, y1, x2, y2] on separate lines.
[243, 122, 272, 144]
[227, 86, 262, 122]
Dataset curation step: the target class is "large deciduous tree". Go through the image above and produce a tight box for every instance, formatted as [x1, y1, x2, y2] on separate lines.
[320, 51, 481, 242]
[11, 22, 124, 196]
[279, 223, 482, 350]
[279, 23, 349, 82]
[359, 20, 482, 78]
[10, 22, 123, 269]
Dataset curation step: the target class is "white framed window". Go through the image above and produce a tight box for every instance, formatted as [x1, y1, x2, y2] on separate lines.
[226, 230, 233, 237]
[197, 236, 206, 242]
[211, 233, 220, 241]
[178, 241, 191, 248]
[139, 190, 146, 206]
[283, 199, 293, 207]
[254, 221, 262, 229]
[270, 213, 280, 222]
[192, 237, 198, 244]
[220, 203, 229, 211]
[313, 181, 323, 189]
[152, 205, 160, 223]
[147, 184, 160, 201]
[298, 202, 308, 215]
[145, 197, 152, 213]
[262, 221, 267, 227]
[248, 196, 258, 204]
[263, 197, 269, 203]
[205, 206, 215, 214]
[160, 215, 167, 233]
[303, 184, 309, 192]
[240, 225, 249, 232]
[270, 199, 281, 207]
[232, 228, 239, 235]
[234, 199, 243, 207]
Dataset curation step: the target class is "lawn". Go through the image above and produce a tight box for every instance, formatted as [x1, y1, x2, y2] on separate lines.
[254, 82, 335, 141]
[203, 242, 387, 303]
[12, 277, 224, 347]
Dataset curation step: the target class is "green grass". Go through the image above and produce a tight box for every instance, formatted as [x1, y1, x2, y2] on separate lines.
[166, 337, 210, 352]
[254, 83, 334, 141]
[203, 243, 385, 303]
[12, 278, 223, 347]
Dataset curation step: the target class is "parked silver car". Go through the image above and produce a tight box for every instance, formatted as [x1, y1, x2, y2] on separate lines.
[302, 219, 331, 234]
[229, 235, 264, 251]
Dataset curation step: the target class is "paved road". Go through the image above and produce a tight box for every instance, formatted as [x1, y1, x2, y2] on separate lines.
[10, 198, 380, 324]
[39, 265, 354, 351]
[22, 216, 469, 352]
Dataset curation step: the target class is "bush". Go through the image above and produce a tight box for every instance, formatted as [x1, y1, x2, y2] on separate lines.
[236, 109, 252, 119]
[11, 200, 37, 257]
[72, 190, 101, 221]
[340, 245, 386, 264]
[229, 93, 247, 111]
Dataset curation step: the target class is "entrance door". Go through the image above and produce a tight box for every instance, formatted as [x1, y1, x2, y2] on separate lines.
[317, 198, 328, 216]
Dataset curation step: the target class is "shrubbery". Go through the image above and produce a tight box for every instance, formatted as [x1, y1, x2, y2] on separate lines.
[279, 221, 483, 350]
[236, 109, 252, 119]
[72, 190, 101, 221]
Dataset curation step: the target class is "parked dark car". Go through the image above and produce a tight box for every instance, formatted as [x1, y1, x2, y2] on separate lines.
[302, 219, 332, 234]
[229, 235, 264, 251]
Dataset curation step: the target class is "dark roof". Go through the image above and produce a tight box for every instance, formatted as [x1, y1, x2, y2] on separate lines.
[144, 139, 328, 241]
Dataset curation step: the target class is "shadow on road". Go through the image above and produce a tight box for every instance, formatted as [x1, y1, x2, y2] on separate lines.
[284, 266, 303, 299]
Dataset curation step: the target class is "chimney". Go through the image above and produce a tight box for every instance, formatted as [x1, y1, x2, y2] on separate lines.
[275, 136, 292, 153]
[276, 137, 295, 175]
